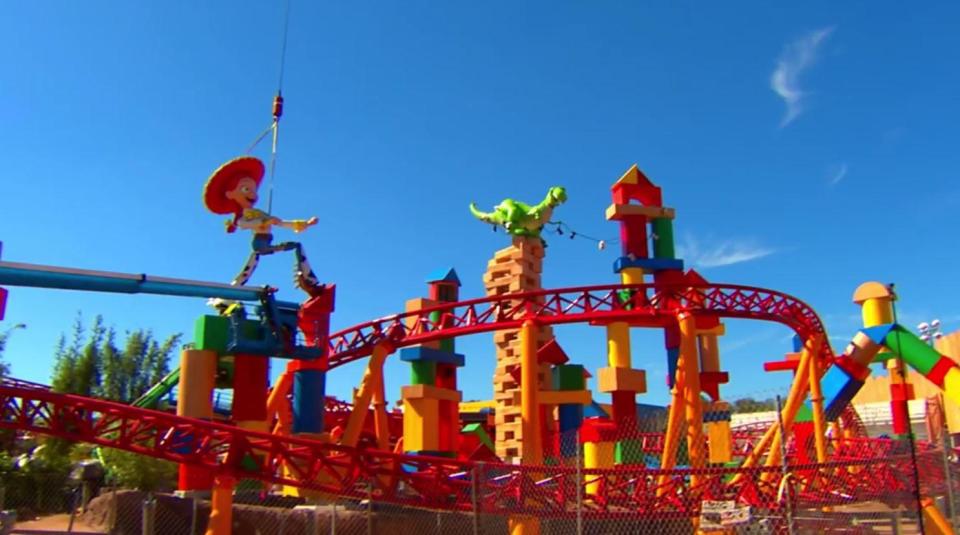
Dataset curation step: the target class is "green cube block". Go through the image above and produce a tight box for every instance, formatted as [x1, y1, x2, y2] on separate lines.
[614, 439, 646, 465]
[795, 404, 813, 423]
[552, 365, 585, 391]
[411, 360, 436, 385]
[195, 315, 230, 354]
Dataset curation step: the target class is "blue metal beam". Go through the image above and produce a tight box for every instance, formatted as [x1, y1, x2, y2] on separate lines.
[0, 261, 267, 302]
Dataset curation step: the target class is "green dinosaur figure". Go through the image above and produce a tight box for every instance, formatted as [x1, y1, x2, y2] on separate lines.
[469, 186, 567, 240]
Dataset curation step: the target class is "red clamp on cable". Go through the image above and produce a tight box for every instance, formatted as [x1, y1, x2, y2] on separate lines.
[272, 94, 284, 120]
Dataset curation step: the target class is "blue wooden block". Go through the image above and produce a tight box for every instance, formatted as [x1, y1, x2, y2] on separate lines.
[558, 404, 583, 432]
[862, 324, 897, 345]
[292, 369, 326, 434]
[792, 335, 803, 353]
[399, 346, 465, 366]
[820, 366, 864, 420]
[614, 256, 684, 274]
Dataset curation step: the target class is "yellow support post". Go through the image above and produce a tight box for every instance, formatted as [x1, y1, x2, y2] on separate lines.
[510, 319, 542, 535]
[731, 347, 813, 486]
[806, 336, 828, 465]
[761, 346, 815, 483]
[678, 313, 706, 486]
[341, 342, 391, 447]
[205, 474, 235, 535]
[921, 497, 955, 535]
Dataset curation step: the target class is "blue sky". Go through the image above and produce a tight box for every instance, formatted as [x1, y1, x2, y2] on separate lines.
[1, 2, 958, 407]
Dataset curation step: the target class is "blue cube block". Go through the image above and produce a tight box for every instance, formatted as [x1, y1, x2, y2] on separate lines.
[399, 346, 465, 366]
[820, 365, 864, 421]
[614, 256, 684, 274]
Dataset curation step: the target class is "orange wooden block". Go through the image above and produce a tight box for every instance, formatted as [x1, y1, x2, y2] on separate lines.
[401, 384, 462, 403]
[605, 204, 675, 221]
[597, 367, 647, 394]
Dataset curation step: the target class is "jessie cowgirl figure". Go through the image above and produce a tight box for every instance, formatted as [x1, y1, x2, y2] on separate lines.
[203, 156, 322, 294]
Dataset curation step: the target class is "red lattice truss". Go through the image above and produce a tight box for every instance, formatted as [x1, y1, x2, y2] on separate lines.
[326, 283, 834, 369]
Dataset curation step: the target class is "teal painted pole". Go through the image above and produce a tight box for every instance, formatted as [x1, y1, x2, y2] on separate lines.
[0, 261, 266, 302]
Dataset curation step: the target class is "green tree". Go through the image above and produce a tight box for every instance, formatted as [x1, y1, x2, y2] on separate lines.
[0, 323, 27, 379]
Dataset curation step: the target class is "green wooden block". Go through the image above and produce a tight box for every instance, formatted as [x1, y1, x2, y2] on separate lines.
[651, 218, 675, 259]
[411, 360, 436, 385]
[795, 404, 813, 423]
[438, 337, 455, 353]
[194, 315, 230, 354]
[462, 422, 495, 453]
[552, 365, 585, 390]
[615, 439, 645, 464]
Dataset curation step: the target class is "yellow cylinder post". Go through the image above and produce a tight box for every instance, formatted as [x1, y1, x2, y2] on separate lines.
[584, 441, 615, 495]
[678, 313, 706, 486]
[606, 322, 631, 369]
[852, 282, 894, 328]
[177, 349, 217, 418]
[806, 336, 828, 465]
[205, 475, 235, 535]
[620, 267, 644, 285]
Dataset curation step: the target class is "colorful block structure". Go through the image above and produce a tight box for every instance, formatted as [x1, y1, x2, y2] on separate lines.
[401, 269, 464, 457]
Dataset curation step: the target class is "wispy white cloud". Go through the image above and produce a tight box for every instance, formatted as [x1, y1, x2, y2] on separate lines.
[677, 234, 776, 269]
[771, 27, 835, 127]
[828, 162, 848, 186]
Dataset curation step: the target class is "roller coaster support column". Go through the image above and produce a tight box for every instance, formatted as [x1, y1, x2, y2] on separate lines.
[761, 343, 816, 483]
[806, 335, 828, 465]
[509, 318, 541, 535]
[698, 321, 732, 464]
[205, 474, 235, 535]
[176, 348, 217, 491]
[678, 313, 706, 485]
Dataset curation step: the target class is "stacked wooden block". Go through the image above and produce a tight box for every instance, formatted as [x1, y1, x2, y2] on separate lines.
[485, 237, 554, 463]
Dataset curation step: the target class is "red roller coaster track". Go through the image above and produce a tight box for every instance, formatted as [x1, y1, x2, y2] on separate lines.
[2, 282, 944, 515]
[325, 283, 834, 369]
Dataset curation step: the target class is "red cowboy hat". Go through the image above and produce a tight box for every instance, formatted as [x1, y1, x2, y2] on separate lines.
[203, 156, 265, 214]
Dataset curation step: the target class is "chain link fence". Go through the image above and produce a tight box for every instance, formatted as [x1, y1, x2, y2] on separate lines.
[3, 400, 960, 534]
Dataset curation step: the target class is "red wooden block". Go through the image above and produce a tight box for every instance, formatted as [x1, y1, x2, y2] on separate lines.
[926, 357, 956, 388]
[537, 338, 570, 365]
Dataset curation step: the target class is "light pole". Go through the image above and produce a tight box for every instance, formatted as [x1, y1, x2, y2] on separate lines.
[918, 319, 943, 347]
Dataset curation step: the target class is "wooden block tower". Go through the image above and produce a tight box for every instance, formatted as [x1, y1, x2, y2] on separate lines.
[400, 268, 464, 456]
[485, 237, 554, 463]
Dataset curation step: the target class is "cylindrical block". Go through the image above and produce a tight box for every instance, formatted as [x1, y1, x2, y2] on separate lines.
[584, 441, 615, 495]
[177, 349, 217, 418]
[619, 267, 644, 285]
[651, 218, 675, 259]
[292, 369, 326, 434]
[232, 354, 268, 421]
[861, 298, 894, 327]
[606, 322, 631, 368]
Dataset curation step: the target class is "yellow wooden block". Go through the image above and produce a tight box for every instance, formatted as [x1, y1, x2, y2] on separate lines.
[605, 204, 675, 221]
[403, 397, 439, 451]
[460, 399, 497, 412]
[707, 420, 732, 464]
[538, 390, 591, 405]
[401, 384, 462, 403]
[597, 367, 647, 394]
[615, 164, 641, 186]
[943, 368, 960, 407]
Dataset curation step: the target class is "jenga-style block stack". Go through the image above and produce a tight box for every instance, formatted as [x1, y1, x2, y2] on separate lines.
[485, 236, 554, 463]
